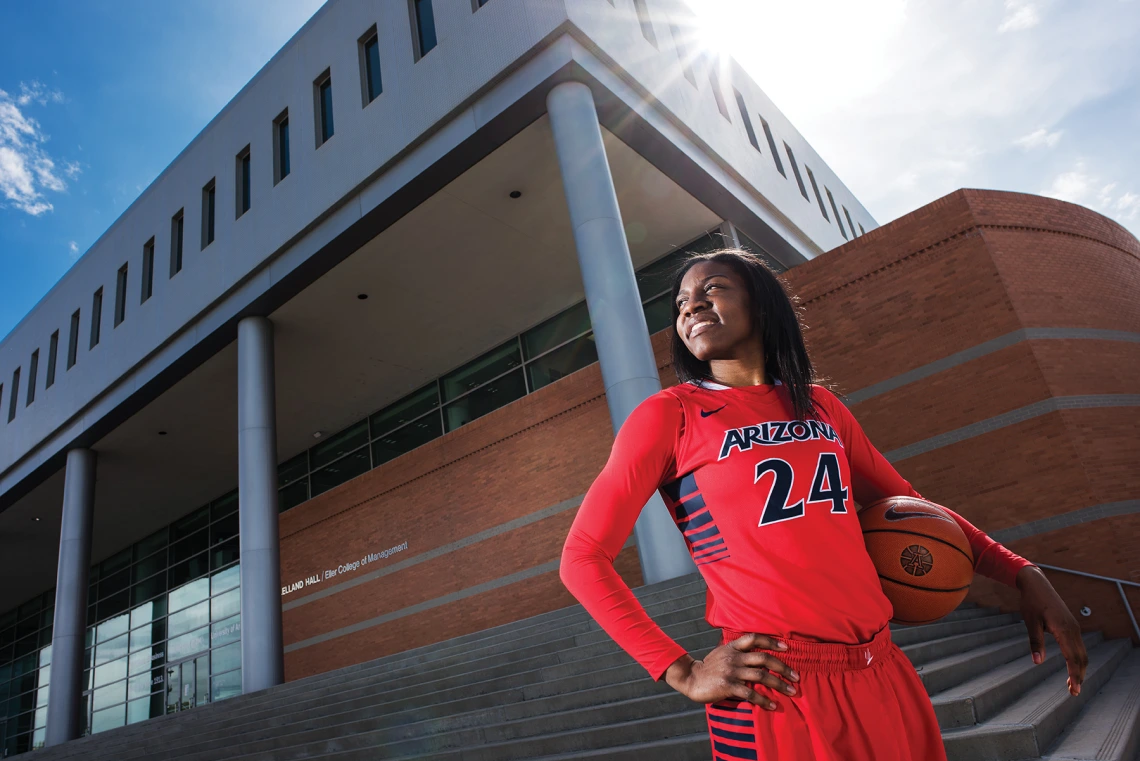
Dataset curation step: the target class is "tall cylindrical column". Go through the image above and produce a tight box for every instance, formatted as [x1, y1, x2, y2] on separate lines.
[546, 81, 696, 585]
[45, 448, 97, 747]
[237, 316, 284, 693]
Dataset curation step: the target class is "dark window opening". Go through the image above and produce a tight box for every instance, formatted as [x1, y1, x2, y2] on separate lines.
[826, 188, 848, 240]
[669, 22, 697, 87]
[274, 112, 290, 183]
[412, 0, 437, 59]
[114, 264, 128, 327]
[236, 147, 251, 218]
[706, 58, 731, 120]
[141, 239, 154, 303]
[361, 32, 383, 104]
[733, 90, 760, 152]
[7, 368, 19, 422]
[315, 73, 334, 146]
[859, 223, 867, 235]
[632, 0, 657, 46]
[805, 166, 828, 221]
[759, 116, 785, 177]
[46, 331, 58, 388]
[90, 289, 103, 348]
[27, 351, 38, 406]
[843, 207, 858, 237]
[202, 181, 216, 248]
[171, 211, 184, 276]
[784, 143, 809, 200]
[68, 310, 80, 368]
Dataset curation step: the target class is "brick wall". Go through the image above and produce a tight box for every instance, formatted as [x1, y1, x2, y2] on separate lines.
[279, 189, 1140, 681]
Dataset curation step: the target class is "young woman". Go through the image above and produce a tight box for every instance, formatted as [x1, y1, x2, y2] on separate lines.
[560, 249, 1088, 761]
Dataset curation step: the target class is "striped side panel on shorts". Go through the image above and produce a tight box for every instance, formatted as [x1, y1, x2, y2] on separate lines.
[708, 700, 758, 759]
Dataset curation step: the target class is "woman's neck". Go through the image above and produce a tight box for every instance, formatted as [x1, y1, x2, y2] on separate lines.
[707, 341, 770, 387]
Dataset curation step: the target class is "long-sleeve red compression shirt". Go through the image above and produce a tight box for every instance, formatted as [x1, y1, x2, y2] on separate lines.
[561, 381, 1033, 680]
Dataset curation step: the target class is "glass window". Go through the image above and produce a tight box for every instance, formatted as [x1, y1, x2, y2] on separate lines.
[363, 34, 382, 103]
[46, 330, 58, 389]
[318, 76, 334, 145]
[521, 301, 591, 360]
[635, 246, 699, 303]
[239, 150, 251, 216]
[211, 588, 240, 622]
[133, 550, 167, 584]
[369, 384, 439, 437]
[210, 512, 238, 547]
[168, 555, 209, 591]
[90, 289, 103, 349]
[441, 340, 521, 402]
[277, 452, 308, 488]
[101, 548, 131, 577]
[278, 478, 309, 513]
[67, 309, 80, 368]
[310, 420, 369, 469]
[168, 578, 209, 615]
[127, 673, 151, 701]
[94, 633, 128, 667]
[92, 679, 126, 711]
[443, 369, 526, 432]
[210, 615, 240, 649]
[172, 507, 210, 542]
[129, 599, 164, 633]
[643, 292, 674, 335]
[371, 413, 442, 468]
[127, 650, 151, 677]
[170, 530, 209, 566]
[210, 642, 240, 675]
[168, 601, 209, 640]
[525, 334, 597, 392]
[736, 230, 786, 273]
[210, 565, 240, 597]
[131, 573, 167, 607]
[92, 657, 127, 689]
[91, 703, 125, 734]
[275, 114, 290, 182]
[210, 538, 239, 571]
[211, 669, 241, 702]
[127, 695, 151, 725]
[414, 0, 437, 57]
[95, 614, 129, 645]
[134, 527, 168, 562]
[310, 448, 371, 497]
[166, 627, 209, 662]
[114, 264, 128, 326]
[141, 239, 155, 303]
[211, 492, 238, 521]
[97, 568, 130, 602]
[203, 181, 216, 248]
[171, 211, 185, 277]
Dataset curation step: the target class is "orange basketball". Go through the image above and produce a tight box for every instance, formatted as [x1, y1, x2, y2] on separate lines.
[860, 496, 974, 625]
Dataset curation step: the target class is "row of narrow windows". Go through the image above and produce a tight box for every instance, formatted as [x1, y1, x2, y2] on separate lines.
[616, 0, 869, 241]
[0, 1, 469, 429]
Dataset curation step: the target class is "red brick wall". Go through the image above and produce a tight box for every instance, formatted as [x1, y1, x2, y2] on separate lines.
[279, 189, 1140, 681]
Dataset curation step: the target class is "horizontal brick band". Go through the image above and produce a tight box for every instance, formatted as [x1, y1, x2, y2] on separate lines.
[990, 500, 1140, 543]
[884, 394, 1140, 463]
[846, 328, 1140, 405]
[283, 492, 586, 611]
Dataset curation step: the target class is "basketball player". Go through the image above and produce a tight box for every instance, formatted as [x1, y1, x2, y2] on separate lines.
[561, 250, 1087, 761]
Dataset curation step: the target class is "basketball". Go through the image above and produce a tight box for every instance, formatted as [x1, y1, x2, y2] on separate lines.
[860, 496, 975, 625]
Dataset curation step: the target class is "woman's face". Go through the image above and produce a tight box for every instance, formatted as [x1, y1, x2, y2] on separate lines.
[675, 260, 756, 362]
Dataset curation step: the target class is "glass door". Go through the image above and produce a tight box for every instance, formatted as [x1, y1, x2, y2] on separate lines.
[164, 654, 210, 714]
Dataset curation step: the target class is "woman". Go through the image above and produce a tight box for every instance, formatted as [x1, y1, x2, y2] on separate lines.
[560, 249, 1087, 761]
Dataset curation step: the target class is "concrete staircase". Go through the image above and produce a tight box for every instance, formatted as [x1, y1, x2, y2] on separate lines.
[33, 573, 1140, 761]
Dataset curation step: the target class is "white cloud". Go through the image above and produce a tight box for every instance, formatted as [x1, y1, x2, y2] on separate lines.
[1014, 127, 1063, 150]
[1113, 192, 1140, 221]
[68, 241, 79, 260]
[999, 0, 1041, 33]
[0, 83, 76, 216]
[1042, 162, 1140, 225]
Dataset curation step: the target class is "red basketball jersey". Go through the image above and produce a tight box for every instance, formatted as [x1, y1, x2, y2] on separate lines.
[561, 381, 1031, 680]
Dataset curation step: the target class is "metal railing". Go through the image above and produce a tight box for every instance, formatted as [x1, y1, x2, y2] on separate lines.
[1036, 563, 1140, 641]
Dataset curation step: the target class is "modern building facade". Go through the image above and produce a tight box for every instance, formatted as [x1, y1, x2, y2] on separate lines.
[0, 0, 874, 753]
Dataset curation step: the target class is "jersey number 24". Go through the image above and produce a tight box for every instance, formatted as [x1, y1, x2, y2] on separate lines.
[754, 452, 849, 526]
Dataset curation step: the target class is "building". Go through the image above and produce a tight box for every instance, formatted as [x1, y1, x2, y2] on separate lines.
[4, 0, 1138, 757]
[0, 0, 873, 753]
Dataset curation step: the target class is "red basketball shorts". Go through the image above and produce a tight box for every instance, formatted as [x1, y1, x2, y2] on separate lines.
[706, 627, 946, 761]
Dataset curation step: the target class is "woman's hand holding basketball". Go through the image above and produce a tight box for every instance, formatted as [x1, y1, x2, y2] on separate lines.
[1017, 566, 1088, 696]
[664, 634, 799, 710]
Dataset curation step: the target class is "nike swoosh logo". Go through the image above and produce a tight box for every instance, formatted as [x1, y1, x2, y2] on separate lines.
[700, 405, 728, 418]
[883, 504, 955, 523]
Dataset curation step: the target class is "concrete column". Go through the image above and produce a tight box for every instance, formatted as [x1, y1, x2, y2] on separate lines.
[237, 316, 284, 693]
[45, 448, 96, 747]
[546, 81, 696, 585]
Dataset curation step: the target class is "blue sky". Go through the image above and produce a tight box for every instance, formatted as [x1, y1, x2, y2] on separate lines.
[2, 0, 1139, 342]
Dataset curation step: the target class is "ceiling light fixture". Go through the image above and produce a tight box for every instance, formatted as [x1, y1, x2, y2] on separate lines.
[357, 293, 368, 300]
[312, 431, 323, 439]
[32, 517, 41, 522]
[158, 431, 168, 436]
[509, 190, 522, 199]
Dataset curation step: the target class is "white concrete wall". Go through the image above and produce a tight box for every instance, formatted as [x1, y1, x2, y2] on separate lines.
[0, 0, 875, 494]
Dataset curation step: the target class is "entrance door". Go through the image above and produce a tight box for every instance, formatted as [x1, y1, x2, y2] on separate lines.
[165, 654, 210, 714]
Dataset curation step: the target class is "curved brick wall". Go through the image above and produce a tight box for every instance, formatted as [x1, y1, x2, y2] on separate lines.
[278, 188, 1139, 682]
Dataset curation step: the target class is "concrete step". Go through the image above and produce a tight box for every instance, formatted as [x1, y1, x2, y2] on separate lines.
[1042, 649, 1140, 761]
[917, 634, 1029, 696]
[941, 638, 1133, 761]
[904, 623, 1026, 668]
[933, 632, 1102, 729]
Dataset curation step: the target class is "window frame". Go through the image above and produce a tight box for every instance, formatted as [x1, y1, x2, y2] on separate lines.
[170, 210, 185, 277]
[358, 27, 383, 107]
[201, 180, 216, 249]
[114, 264, 128, 327]
[235, 146, 251, 219]
[141, 239, 155, 304]
[272, 111, 290, 185]
[313, 70, 334, 148]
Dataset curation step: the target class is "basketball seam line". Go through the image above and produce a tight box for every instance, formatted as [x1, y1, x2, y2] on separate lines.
[861, 528, 975, 565]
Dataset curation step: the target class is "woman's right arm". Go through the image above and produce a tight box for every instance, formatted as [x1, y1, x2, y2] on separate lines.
[560, 393, 691, 681]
